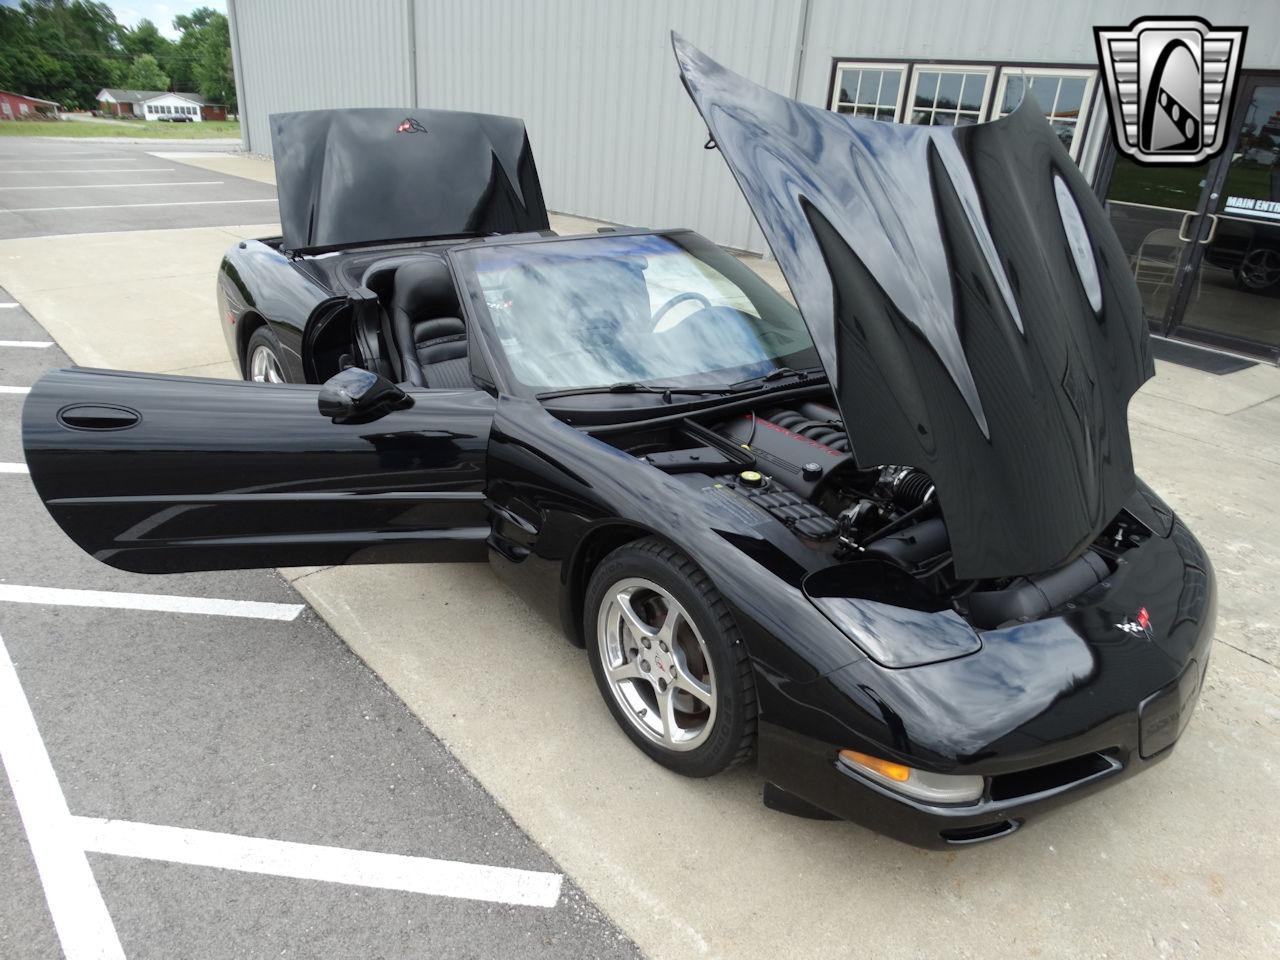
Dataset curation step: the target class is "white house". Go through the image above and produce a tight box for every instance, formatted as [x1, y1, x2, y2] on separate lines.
[96, 89, 227, 122]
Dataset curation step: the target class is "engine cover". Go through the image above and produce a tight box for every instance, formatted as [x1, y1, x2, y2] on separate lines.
[718, 409, 851, 500]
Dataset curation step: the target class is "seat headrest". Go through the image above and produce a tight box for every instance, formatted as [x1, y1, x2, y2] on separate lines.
[392, 258, 457, 319]
[413, 317, 465, 346]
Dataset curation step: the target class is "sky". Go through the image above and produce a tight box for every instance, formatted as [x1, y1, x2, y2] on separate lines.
[111, 1, 226, 40]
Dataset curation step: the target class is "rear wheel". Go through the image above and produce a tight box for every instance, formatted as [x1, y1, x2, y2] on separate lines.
[245, 326, 286, 383]
[585, 537, 756, 777]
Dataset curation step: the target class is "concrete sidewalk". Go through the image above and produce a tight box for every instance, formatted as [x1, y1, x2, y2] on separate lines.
[1, 149, 1277, 960]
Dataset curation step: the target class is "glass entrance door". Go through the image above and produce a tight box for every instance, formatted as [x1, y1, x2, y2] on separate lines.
[1104, 156, 1211, 325]
[1175, 77, 1280, 354]
[1103, 72, 1280, 359]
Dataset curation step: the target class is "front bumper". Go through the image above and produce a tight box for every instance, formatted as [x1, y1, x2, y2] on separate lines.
[756, 515, 1216, 849]
[760, 652, 1209, 847]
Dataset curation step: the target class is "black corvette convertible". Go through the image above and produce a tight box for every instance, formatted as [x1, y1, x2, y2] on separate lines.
[22, 36, 1215, 848]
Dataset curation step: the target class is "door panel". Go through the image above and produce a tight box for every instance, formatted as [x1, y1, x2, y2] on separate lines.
[22, 368, 495, 573]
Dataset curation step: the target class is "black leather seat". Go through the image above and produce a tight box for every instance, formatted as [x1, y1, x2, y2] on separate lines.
[388, 259, 471, 388]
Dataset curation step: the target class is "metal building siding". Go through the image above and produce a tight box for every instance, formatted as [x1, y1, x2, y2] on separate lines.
[233, 0, 414, 155]
[230, 0, 1280, 249]
[412, 0, 804, 252]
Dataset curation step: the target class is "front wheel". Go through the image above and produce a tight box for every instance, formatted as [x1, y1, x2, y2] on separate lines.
[585, 537, 756, 777]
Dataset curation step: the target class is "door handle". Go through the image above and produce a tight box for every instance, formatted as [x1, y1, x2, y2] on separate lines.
[1177, 211, 1195, 243]
[1199, 214, 1220, 245]
[57, 403, 140, 431]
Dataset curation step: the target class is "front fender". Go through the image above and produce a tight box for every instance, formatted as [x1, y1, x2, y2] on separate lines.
[485, 396, 867, 687]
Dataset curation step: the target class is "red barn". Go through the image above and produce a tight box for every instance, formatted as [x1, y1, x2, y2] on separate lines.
[0, 91, 60, 120]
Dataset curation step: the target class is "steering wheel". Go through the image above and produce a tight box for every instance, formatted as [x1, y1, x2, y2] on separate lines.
[651, 291, 712, 329]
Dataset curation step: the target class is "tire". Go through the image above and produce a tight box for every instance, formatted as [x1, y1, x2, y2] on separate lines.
[244, 325, 287, 383]
[585, 537, 756, 777]
[1233, 246, 1280, 293]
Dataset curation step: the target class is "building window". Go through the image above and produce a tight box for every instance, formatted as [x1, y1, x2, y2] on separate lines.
[994, 68, 1097, 158]
[830, 62, 906, 121]
[907, 66, 995, 126]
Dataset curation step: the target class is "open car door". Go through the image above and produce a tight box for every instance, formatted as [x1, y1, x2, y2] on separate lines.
[22, 367, 495, 573]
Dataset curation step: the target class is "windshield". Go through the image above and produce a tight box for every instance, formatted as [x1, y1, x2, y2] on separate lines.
[451, 231, 818, 392]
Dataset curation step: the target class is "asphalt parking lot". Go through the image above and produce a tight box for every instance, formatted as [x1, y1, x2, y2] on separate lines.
[0, 140, 278, 239]
[0, 140, 636, 960]
[1, 134, 1279, 960]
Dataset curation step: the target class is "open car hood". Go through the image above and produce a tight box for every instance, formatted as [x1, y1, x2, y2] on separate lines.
[673, 35, 1153, 580]
[271, 108, 549, 253]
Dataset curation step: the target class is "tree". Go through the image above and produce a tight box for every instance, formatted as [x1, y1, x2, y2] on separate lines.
[125, 53, 168, 92]
[192, 12, 235, 111]
[0, 1, 235, 111]
[0, 1, 127, 108]
[168, 5, 219, 93]
[122, 19, 170, 60]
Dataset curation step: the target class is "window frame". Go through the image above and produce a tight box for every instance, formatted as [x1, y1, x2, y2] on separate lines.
[992, 66, 1098, 159]
[903, 63, 997, 127]
[829, 60, 909, 121]
[827, 56, 1103, 171]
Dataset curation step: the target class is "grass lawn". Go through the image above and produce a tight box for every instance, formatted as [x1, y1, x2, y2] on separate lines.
[0, 119, 241, 139]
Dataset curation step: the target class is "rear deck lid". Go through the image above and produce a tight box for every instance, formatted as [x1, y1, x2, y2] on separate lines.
[271, 108, 549, 253]
[673, 35, 1153, 580]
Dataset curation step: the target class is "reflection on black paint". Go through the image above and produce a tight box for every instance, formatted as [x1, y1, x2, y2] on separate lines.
[673, 33, 1153, 580]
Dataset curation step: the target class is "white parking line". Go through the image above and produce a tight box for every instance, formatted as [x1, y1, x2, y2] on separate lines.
[148, 151, 237, 159]
[0, 633, 127, 960]
[0, 385, 32, 393]
[0, 155, 124, 161]
[72, 817, 564, 908]
[0, 462, 30, 473]
[0, 585, 305, 620]
[0, 340, 53, 348]
[0, 181, 224, 191]
[0, 198, 277, 213]
[2, 625, 562, 917]
[0, 168, 175, 174]
[0, 302, 20, 308]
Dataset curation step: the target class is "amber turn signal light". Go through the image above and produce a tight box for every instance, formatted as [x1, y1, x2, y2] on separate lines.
[839, 749, 910, 782]
[837, 749, 985, 805]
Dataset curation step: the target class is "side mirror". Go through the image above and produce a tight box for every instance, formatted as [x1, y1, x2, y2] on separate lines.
[318, 367, 411, 424]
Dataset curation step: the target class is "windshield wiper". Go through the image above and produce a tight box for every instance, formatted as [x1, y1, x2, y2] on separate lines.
[536, 366, 827, 402]
[727, 365, 827, 391]
[535, 382, 738, 402]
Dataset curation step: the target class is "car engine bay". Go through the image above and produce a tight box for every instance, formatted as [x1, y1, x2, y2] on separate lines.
[603, 390, 1151, 631]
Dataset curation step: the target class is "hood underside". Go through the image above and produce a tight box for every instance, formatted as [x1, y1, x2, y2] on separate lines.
[673, 34, 1153, 580]
[271, 108, 549, 253]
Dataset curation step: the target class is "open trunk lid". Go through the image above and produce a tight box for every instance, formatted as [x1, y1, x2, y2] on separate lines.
[271, 107, 549, 253]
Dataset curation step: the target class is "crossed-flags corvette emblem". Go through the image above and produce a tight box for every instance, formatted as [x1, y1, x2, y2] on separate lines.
[1094, 16, 1247, 165]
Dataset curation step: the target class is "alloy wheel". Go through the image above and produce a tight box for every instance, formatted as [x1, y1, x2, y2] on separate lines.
[597, 577, 717, 751]
[1239, 248, 1280, 290]
[249, 343, 285, 383]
